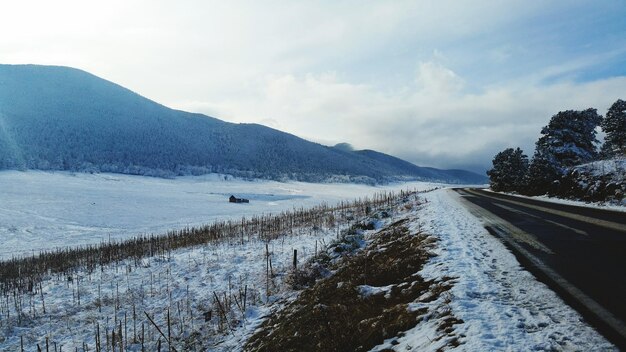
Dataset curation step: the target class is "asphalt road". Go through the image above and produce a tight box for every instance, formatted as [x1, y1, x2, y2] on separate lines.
[453, 188, 626, 349]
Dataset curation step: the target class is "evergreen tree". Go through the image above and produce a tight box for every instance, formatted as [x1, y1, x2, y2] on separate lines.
[600, 99, 626, 158]
[526, 151, 561, 195]
[487, 147, 529, 192]
[527, 109, 602, 195]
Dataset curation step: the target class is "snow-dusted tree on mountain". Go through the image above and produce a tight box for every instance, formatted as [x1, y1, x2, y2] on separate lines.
[487, 147, 528, 192]
[600, 99, 626, 158]
[527, 109, 602, 195]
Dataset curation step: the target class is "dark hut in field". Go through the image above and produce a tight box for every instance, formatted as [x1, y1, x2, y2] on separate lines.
[229, 195, 249, 203]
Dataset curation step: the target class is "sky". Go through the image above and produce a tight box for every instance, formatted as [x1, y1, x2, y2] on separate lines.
[2, 1, 626, 173]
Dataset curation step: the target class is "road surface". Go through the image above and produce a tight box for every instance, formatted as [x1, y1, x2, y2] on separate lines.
[453, 188, 626, 349]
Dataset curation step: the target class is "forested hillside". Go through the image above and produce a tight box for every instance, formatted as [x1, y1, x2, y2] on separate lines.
[0, 64, 486, 183]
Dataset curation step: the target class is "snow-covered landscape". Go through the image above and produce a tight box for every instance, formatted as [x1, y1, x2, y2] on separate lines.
[2, 2, 626, 350]
[0, 171, 615, 351]
[0, 171, 440, 260]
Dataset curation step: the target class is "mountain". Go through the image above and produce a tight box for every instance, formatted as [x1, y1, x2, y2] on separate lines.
[354, 149, 487, 184]
[0, 64, 486, 184]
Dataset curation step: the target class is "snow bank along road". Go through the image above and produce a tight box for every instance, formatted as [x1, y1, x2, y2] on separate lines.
[454, 188, 626, 349]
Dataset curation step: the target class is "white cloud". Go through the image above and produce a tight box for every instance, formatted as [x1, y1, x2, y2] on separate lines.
[415, 61, 465, 95]
[1, 0, 625, 172]
[178, 61, 626, 172]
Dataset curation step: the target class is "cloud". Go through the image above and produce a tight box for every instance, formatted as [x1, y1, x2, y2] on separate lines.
[415, 61, 465, 94]
[178, 60, 626, 173]
[2, 1, 625, 173]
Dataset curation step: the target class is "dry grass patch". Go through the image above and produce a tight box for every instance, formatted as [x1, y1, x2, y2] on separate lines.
[245, 218, 462, 352]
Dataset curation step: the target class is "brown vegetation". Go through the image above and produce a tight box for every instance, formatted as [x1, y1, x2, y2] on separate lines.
[245, 216, 462, 352]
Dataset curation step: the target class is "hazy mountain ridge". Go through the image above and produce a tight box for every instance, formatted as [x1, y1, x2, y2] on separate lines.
[0, 64, 486, 183]
[355, 149, 487, 184]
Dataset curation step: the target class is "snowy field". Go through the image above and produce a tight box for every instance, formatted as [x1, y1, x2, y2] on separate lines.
[0, 179, 424, 351]
[0, 171, 439, 260]
[0, 202, 354, 351]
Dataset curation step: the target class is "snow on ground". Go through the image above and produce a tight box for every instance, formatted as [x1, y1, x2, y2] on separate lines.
[1, 171, 614, 350]
[575, 158, 626, 177]
[0, 217, 345, 351]
[0, 170, 439, 260]
[402, 189, 615, 351]
[0, 180, 418, 351]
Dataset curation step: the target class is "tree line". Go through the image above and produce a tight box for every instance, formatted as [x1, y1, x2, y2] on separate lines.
[487, 99, 626, 196]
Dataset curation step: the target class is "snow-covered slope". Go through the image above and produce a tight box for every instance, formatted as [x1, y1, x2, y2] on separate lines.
[561, 158, 626, 205]
[0, 64, 485, 184]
